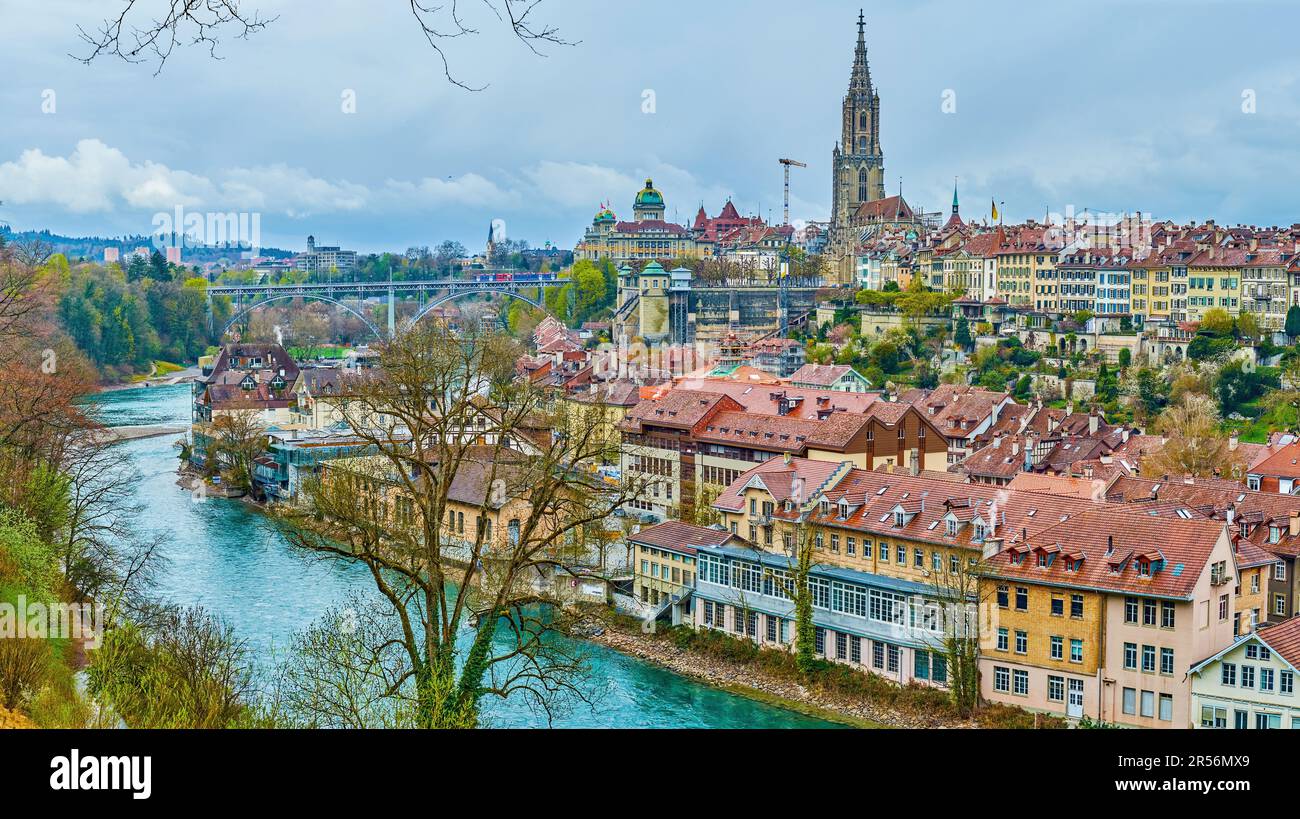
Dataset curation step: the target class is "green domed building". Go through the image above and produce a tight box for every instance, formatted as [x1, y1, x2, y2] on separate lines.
[632, 178, 666, 222]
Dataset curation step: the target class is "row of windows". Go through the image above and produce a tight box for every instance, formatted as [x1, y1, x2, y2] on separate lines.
[700, 464, 743, 488]
[1200, 705, 1300, 729]
[1122, 687, 1174, 721]
[809, 625, 950, 683]
[1124, 596, 1177, 628]
[697, 554, 943, 629]
[993, 629, 1085, 663]
[1122, 642, 1176, 675]
[1220, 662, 1295, 694]
[997, 585, 1085, 617]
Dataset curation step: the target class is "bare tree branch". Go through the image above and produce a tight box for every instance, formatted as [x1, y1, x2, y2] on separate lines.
[73, 0, 576, 88]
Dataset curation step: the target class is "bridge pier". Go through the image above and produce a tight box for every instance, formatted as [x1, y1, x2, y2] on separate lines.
[387, 286, 396, 339]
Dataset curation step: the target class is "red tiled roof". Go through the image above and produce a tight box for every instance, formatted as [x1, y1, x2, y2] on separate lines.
[788, 363, 858, 387]
[1248, 442, 1300, 479]
[629, 521, 735, 555]
[1257, 616, 1300, 671]
[667, 379, 881, 418]
[620, 390, 741, 432]
[988, 507, 1227, 599]
[853, 195, 914, 223]
[717, 457, 1199, 559]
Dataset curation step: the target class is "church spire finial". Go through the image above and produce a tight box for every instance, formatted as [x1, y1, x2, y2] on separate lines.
[849, 10, 871, 91]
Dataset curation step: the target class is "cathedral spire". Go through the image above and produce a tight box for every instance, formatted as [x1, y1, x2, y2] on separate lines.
[850, 8, 871, 92]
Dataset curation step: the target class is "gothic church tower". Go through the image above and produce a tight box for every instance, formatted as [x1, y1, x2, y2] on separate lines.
[829, 11, 885, 280]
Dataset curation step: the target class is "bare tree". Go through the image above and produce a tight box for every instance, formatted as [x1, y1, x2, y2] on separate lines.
[1142, 394, 1245, 479]
[929, 550, 984, 717]
[74, 0, 575, 88]
[74, 0, 274, 76]
[288, 309, 330, 362]
[277, 321, 646, 727]
[208, 409, 268, 494]
[57, 427, 167, 622]
[0, 238, 54, 347]
[270, 596, 414, 729]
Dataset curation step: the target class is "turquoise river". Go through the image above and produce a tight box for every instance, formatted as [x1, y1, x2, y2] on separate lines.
[85, 383, 840, 728]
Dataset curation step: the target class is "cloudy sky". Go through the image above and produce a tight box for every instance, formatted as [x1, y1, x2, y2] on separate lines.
[2, 0, 1299, 254]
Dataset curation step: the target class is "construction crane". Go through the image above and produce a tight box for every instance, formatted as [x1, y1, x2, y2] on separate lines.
[778, 158, 807, 227]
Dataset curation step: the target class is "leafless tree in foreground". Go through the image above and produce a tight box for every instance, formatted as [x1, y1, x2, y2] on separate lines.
[277, 322, 645, 727]
[74, 0, 575, 88]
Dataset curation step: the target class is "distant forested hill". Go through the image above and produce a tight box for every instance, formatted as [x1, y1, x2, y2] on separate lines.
[0, 226, 293, 264]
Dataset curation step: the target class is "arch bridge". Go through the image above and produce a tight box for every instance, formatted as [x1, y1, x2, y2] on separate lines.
[206, 273, 570, 338]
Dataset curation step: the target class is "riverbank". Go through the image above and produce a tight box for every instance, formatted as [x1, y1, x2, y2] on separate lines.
[99, 364, 201, 392]
[593, 622, 971, 729]
[105, 424, 188, 443]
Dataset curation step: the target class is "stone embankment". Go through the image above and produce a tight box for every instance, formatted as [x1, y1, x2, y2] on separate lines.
[593, 626, 974, 729]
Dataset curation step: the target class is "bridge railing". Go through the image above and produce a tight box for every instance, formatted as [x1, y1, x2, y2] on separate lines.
[206, 277, 571, 297]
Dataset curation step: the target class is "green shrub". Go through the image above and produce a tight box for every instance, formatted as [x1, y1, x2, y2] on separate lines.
[976, 703, 1066, 729]
[0, 638, 53, 711]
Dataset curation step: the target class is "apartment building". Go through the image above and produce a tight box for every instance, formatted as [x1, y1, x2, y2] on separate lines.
[619, 383, 948, 521]
[906, 385, 1012, 465]
[1239, 246, 1293, 332]
[1186, 245, 1243, 323]
[787, 363, 873, 393]
[980, 507, 1236, 728]
[629, 520, 740, 621]
[1104, 476, 1300, 627]
[692, 538, 952, 686]
[702, 457, 963, 686]
[1189, 615, 1300, 729]
[747, 337, 806, 378]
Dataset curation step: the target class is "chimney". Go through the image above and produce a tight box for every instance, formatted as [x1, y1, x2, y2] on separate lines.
[994, 434, 1003, 449]
[1229, 434, 1239, 452]
[783, 452, 792, 466]
[1184, 474, 1195, 485]
[1089, 413, 1099, 436]
[910, 449, 921, 477]
[1290, 510, 1300, 538]
[1012, 441, 1021, 457]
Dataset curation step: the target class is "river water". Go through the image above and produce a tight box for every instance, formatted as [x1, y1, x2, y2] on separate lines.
[84, 384, 840, 728]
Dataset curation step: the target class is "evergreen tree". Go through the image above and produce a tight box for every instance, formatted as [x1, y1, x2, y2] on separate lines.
[954, 315, 972, 350]
[1286, 305, 1300, 339]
